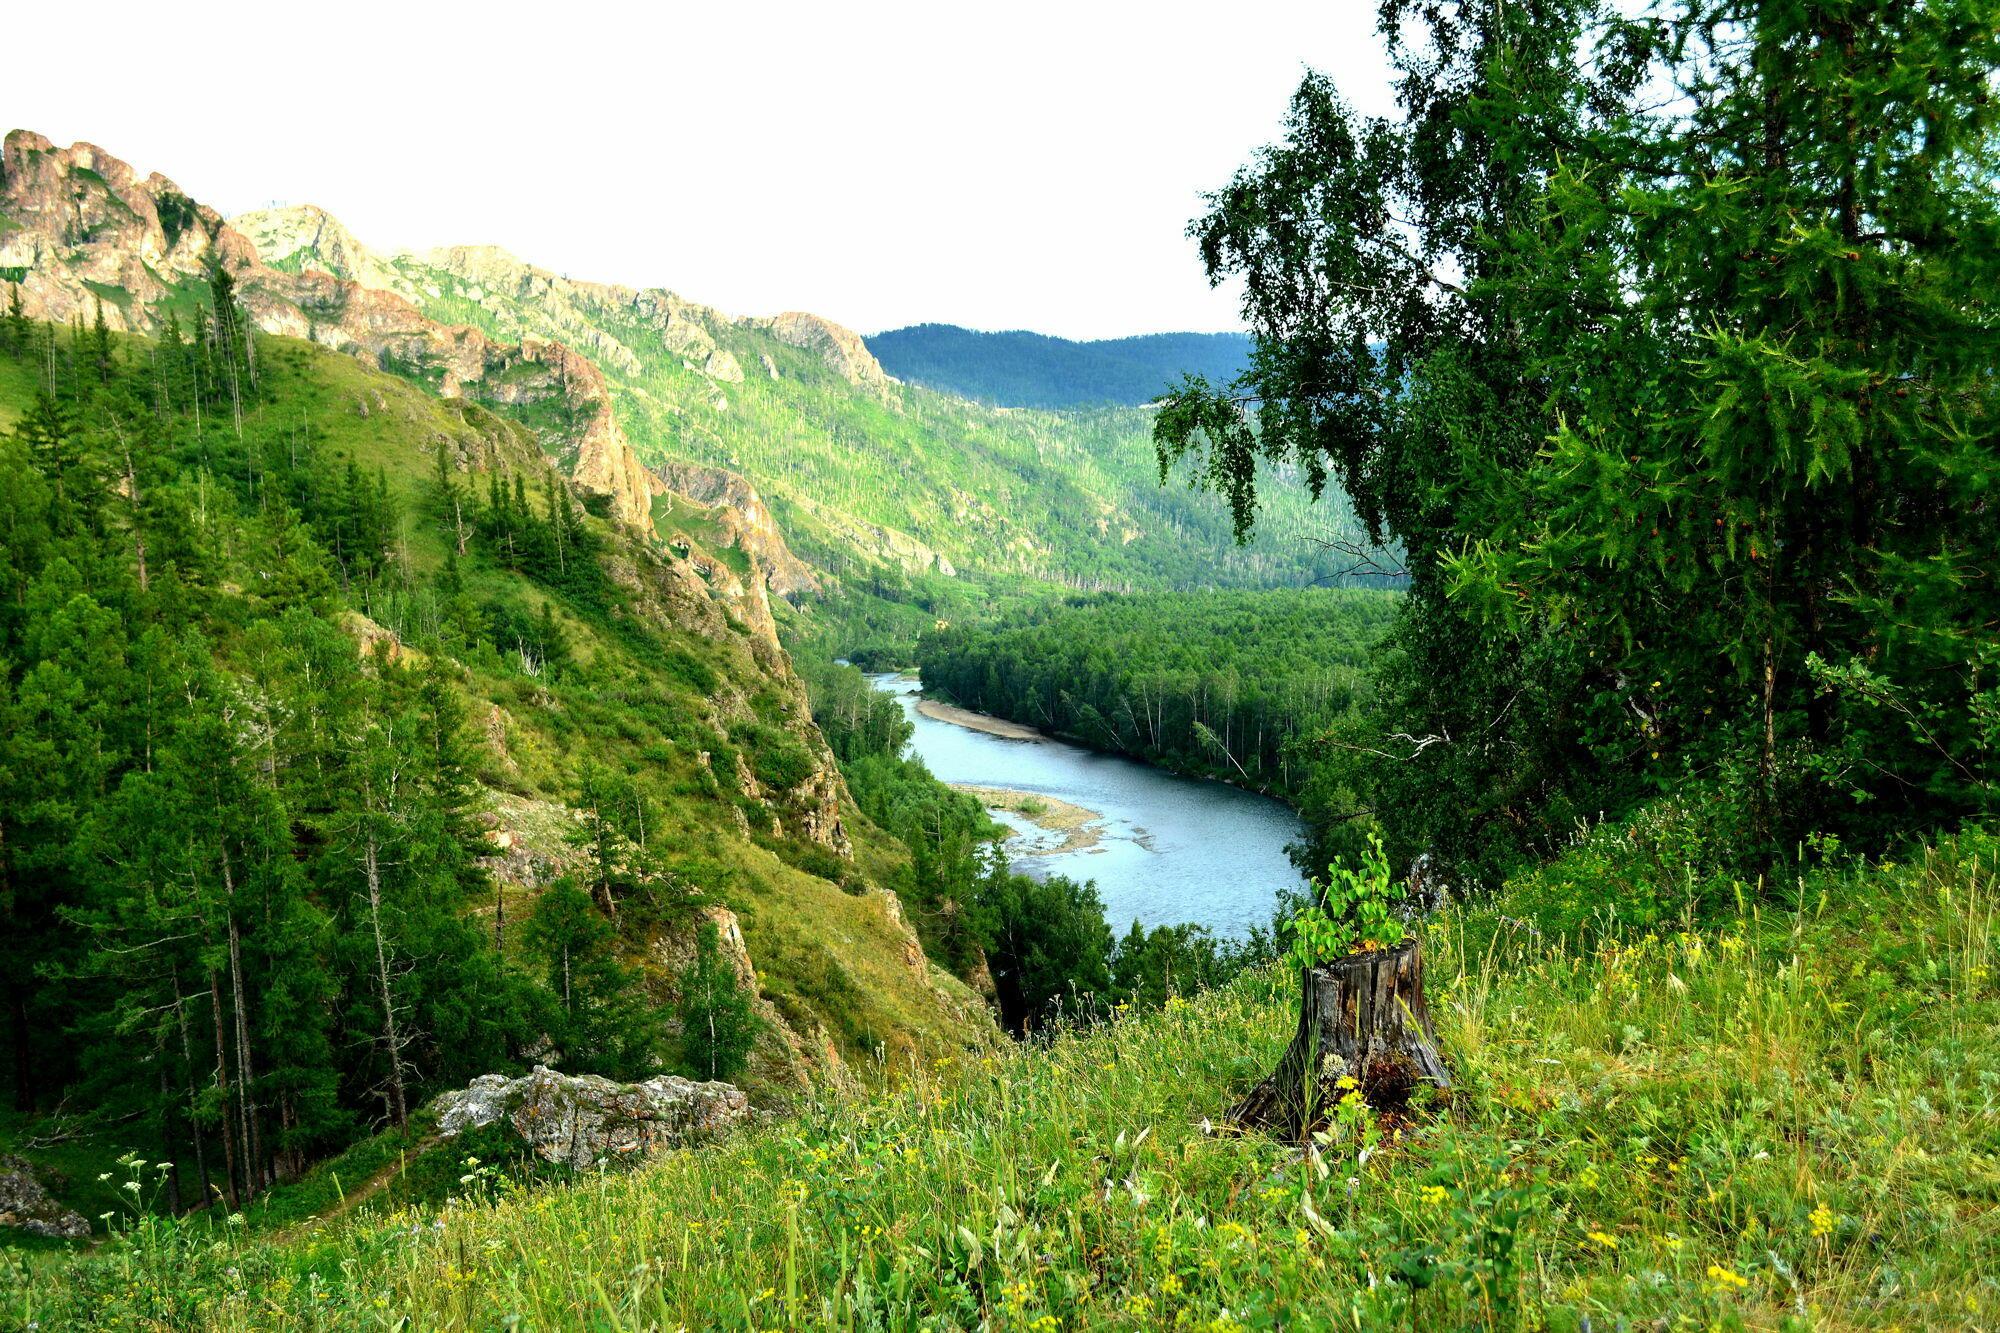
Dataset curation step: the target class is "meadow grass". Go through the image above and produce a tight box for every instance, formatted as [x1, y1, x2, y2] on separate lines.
[8, 834, 1995, 1329]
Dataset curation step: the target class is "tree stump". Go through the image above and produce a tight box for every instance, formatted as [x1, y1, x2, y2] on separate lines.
[1229, 938, 1448, 1138]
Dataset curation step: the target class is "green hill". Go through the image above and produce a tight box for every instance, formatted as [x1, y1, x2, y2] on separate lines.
[11, 822, 1992, 1328]
[865, 324, 1254, 408]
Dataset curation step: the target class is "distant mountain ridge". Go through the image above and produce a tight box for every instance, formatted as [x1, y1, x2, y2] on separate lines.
[865, 324, 1252, 409]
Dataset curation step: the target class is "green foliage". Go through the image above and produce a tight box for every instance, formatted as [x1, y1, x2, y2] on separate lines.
[677, 922, 758, 1082]
[1154, 0, 2000, 884]
[521, 881, 662, 1079]
[917, 589, 1395, 846]
[1283, 833, 1407, 969]
[978, 869, 1115, 1035]
[0, 309, 962, 1222]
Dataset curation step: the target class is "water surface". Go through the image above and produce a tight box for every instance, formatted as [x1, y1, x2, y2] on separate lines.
[870, 674, 1304, 938]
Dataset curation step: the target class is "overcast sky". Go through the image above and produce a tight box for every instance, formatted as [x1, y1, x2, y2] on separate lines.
[7, 2, 1396, 340]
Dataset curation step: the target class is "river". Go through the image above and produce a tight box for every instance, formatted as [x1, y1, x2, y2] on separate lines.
[869, 674, 1305, 939]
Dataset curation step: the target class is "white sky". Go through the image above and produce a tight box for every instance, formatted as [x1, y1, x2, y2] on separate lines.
[6, 1, 1396, 340]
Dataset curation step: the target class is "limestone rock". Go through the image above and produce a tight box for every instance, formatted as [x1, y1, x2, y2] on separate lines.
[0, 1156, 88, 1240]
[434, 1065, 751, 1170]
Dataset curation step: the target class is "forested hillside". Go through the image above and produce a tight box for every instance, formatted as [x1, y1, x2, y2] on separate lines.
[865, 324, 1253, 408]
[0, 300, 992, 1216]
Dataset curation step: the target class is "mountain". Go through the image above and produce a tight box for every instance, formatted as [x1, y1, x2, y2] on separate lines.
[214, 207, 1370, 612]
[864, 324, 1254, 408]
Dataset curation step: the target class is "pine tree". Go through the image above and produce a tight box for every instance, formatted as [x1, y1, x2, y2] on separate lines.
[89, 299, 113, 384]
[2, 283, 24, 356]
[676, 920, 757, 1082]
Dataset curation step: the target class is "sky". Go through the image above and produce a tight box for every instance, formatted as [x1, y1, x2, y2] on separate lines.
[6, 2, 1397, 341]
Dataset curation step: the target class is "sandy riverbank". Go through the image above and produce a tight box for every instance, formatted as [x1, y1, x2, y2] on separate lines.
[951, 784, 1105, 855]
[915, 699, 1045, 740]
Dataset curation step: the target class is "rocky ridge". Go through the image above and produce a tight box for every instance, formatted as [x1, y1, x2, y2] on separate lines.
[0, 132, 659, 529]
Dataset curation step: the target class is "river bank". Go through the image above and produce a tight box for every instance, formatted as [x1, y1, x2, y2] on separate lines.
[915, 698, 1044, 740]
[950, 784, 1105, 855]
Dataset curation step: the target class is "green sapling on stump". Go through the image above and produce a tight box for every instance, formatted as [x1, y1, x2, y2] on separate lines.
[1229, 834, 1449, 1138]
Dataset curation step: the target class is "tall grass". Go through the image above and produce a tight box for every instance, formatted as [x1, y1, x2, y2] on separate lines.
[9, 835, 1996, 1329]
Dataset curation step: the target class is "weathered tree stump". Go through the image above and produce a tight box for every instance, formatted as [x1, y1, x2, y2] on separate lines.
[1230, 938, 1448, 1138]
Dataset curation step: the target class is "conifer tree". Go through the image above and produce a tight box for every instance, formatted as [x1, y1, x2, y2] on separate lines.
[677, 920, 757, 1082]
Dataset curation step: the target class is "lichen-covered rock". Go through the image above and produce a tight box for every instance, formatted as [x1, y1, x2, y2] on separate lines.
[434, 1066, 750, 1170]
[0, 1156, 88, 1239]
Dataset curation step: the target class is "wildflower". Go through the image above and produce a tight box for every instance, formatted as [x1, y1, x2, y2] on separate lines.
[1658, 1233, 1685, 1252]
[1335, 1075, 1358, 1091]
[1586, 1230, 1619, 1251]
[1809, 1203, 1835, 1238]
[1707, 1264, 1749, 1291]
[1420, 1184, 1449, 1207]
[1126, 1295, 1155, 1316]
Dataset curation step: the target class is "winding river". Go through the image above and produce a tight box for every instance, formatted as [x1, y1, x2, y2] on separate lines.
[869, 674, 1305, 939]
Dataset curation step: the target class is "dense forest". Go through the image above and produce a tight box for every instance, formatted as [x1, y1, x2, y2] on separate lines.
[1154, 0, 1998, 892]
[864, 325, 1253, 409]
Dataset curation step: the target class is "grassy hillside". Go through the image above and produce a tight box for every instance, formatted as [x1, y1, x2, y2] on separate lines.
[11, 821, 1993, 1327]
[865, 325, 1254, 409]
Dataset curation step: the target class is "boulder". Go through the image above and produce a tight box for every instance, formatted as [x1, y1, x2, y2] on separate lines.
[433, 1066, 750, 1170]
[0, 1156, 88, 1239]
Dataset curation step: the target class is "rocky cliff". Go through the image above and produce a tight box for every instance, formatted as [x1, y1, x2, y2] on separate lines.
[652, 461, 821, 600]
[0, 133, 659, 529]
[744, 311, 896, 392]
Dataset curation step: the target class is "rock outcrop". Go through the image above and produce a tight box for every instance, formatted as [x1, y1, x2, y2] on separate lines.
[0, 1156, 88, 1239]
[653, 461, 820, 599]
[231, 203, 411, 297]
[416, 245, 746, 385]
[0, 131, 253, 331]
[745, 311, 895, 392]
[434, 1066, 751, 1170]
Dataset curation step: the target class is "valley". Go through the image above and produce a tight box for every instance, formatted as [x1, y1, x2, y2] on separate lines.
[3, 0, 1997, 1320]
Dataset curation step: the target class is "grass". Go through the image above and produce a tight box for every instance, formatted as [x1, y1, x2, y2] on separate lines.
[9, 830, 1994, 1328]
